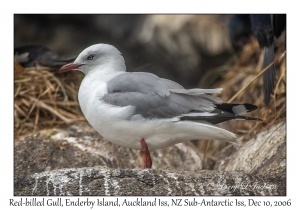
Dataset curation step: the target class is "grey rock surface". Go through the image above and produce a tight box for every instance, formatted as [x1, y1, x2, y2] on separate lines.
[214, 122, 286, 177]
[14, 123, 203, 176]
[14, 122, 286, 196]
[15, 166, 284, 196]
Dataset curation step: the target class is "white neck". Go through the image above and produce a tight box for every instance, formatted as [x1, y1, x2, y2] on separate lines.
[78, 63, 126, 114]
[85, 67, 125, 84]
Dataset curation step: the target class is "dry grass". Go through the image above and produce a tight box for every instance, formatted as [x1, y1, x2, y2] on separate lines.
[14, 61, 85, 138]
[198, 40, 286, 168]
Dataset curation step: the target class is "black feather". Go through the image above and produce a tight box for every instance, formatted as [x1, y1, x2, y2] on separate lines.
[229, 14, 286, 106]
[180, 103, 262, 125]
[14, 45, 76, 68]
[215, 103, 257, 114]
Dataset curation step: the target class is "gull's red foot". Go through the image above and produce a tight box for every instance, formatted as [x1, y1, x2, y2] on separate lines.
[140, 139, 152, 169]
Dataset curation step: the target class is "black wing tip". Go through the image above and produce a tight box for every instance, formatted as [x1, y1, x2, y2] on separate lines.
[242, 103, 258, 112]
[216, 103, 258, 113]
[243, 116, 263, 121]
[179, 113, 263, 124]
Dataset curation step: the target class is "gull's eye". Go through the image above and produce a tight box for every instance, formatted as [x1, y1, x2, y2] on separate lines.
[87, 55, 94, 60]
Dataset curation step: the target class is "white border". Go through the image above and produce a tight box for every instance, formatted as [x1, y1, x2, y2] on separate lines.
[2, 0, 298, 208]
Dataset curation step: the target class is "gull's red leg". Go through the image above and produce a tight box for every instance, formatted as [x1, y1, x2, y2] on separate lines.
[140, 139, 152, 169]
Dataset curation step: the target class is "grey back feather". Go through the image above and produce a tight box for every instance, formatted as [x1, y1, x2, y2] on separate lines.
[102, 72, 222, 119]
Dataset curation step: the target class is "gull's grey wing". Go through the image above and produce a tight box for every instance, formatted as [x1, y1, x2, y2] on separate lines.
[102, 72, 221, 119]
[102, 72, 262, 123]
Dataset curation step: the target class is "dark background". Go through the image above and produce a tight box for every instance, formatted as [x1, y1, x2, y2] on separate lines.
[14, 14, 234, 88]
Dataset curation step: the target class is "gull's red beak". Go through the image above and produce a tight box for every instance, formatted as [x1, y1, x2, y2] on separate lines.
[59, 63, 83, 73]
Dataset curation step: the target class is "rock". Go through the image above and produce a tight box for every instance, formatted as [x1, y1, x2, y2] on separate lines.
[14, 122, 203, 176]
[14, 122, 286, 196]
[214, 122, 286, 177]
[15, 166, 284, 196]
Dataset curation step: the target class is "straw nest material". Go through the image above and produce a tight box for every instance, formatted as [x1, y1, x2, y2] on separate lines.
[14, 62, 85, 138]
[218, 39, 286, 137]
[197, 38, 286, 168]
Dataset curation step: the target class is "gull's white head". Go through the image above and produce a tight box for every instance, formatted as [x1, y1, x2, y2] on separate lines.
[59, 44, 126, 75]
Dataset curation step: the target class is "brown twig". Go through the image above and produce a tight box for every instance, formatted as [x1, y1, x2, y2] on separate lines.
[20, 94, 74, 124]
[202, 140, 211, 169]
[227, 51, 286, 103]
